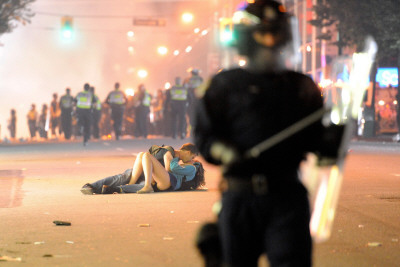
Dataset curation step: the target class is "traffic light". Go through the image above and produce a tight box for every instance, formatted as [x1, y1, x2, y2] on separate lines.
[61, 16, 73, 39]
[219, 17, 233, 45]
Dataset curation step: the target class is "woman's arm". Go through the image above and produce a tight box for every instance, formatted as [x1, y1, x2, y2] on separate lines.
[163, 151, 173, 172]
[170, 157, 196, 178]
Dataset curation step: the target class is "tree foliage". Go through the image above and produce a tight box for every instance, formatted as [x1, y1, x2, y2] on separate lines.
[310, 0, 400, 64]
[0, 0, 35, 38]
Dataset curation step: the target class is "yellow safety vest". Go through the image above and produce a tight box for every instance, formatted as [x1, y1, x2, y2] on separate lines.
[142, 92, 151, 106]
[109, 91, 126, 105]
[171, 85, 188, 101]
[76, 91, 92, 109]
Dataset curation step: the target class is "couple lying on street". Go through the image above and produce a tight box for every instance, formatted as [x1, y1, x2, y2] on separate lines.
[80, 143, 205, 194]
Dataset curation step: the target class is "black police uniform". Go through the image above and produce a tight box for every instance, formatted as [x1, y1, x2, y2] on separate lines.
[169, 84, 188, 139]
[106, 90, 127, 140]
[60, 93, 74, 139]
[194, 68, 324, 267]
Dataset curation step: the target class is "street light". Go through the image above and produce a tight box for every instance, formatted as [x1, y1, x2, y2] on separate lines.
[181, 12, 194, 24]
[137, 69, 148, 79]
[61, 16, 73, 40]
[157, 46, 168, 55]
[127, 31, 134, 41]
[128, 46, 134, 55]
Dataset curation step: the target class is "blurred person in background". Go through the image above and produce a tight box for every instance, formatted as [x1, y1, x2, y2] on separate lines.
[151, 89, 165, 135]
[27, 103, 38, 141]
[8, 109, 17, 141]
[100, 102, 113, 138]
[167, 77, 189, 139]
[184, 68, 203, 136]
[38, 104, 48, 140]
[106, 82, 127, 140]
[134, 84, 152, 139]
[90, 86, 102, 140]
[59, 88, 74, 140]
[75, 83, 94, 146]
[50, 93, 61, 139]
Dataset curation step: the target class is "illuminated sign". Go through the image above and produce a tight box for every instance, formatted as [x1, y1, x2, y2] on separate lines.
[376, 68, 398, 87]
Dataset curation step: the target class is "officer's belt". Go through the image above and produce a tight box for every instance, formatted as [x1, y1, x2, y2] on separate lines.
[225, 171, 298, 195]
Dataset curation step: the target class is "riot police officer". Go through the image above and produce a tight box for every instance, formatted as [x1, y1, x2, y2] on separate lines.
[184, 68, 203, 135]
[90, 86, 102, 139]
[75, 83, 93, 146]
[106, 82, 127, 140]
[59, 88, 74, 140]
[168, 77, 188, 139]
[134, 84, 151, 139]
[194, 1, 336, 266]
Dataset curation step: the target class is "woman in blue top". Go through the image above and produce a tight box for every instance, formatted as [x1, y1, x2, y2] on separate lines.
[132, 151, 204, 193]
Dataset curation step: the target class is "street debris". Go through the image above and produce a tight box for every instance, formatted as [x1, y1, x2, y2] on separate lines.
[66, 241, 74, 244]
[34, 241, 45, 245]
[170, 211, 174, 213]
[163, 237, 174, 241]
[16, 241, 31, 244]
[367, 242, 382, 247]
[137, 224, 150, 227]
[187, 220, 200, 224]
[358, 224, 364, 228]
[43, 254, 53, 258]
[0, 255, 22, 262]
[53, 220, 71, 226]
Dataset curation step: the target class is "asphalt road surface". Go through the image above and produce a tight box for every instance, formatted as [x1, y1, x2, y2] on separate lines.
[0, 138, 399, 267]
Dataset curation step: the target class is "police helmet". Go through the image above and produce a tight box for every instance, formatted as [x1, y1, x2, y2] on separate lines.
[84, 83, 90, 90]
[191, 69, 199, 75]
[232, 0, 292, 57]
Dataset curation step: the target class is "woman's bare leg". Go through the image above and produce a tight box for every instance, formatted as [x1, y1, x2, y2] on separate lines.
[128, 152, 145, 185]
[138, 152, 171, 193]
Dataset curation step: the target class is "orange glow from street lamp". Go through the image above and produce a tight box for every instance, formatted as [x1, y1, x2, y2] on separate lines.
[181, 12, 194, 23]
[238, 59, 247, 67]
[138, 69, 148, 79]
[157, 46, 168, 55]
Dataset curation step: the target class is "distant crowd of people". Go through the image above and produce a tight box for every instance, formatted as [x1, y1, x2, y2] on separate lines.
[5, 69, 204, 144]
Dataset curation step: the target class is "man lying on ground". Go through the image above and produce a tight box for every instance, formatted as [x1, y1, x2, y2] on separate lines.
[80, 143, 205, 194]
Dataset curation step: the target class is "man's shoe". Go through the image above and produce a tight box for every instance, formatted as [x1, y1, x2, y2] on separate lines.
[80, 184, 94, 195]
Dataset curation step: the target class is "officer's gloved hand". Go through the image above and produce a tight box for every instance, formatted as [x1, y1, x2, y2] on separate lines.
[210, 142, 239, 165]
